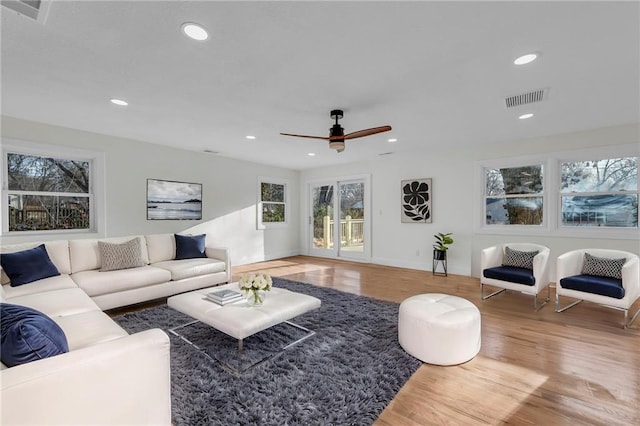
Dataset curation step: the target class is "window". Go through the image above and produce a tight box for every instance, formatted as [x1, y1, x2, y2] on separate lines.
[560, 157, 638, 228]
[484, 165, 544, 226]
[258, 178, 287, 228]
[477, 144, 638, 239]
[2, 141, 101, 234]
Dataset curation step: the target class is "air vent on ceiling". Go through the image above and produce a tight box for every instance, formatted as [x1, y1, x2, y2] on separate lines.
[2, 0, 50, 23]
[504, 88, 548, 108]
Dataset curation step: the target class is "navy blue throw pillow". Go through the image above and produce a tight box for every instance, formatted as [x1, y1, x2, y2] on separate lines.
[0, 244, 60, 287]
[0, 303, 69, 367]
[174, 234, 207, 260]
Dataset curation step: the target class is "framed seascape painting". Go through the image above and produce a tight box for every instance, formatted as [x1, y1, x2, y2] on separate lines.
[147, 179, 202, 220]
[401, 178, 432, 223]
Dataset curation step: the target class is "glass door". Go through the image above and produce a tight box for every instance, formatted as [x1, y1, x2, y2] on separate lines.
[309, 183, 336, 257]
[308, 177, 369, 260]
[338, 181, 365, 256]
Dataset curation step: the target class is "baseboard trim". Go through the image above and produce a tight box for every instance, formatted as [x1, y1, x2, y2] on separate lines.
[371, 256, 468, 276]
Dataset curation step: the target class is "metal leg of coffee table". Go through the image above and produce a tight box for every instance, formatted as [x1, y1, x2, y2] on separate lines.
[168, 319, 316, 376]
[168, 320, 202, 349]
[282, 320, 315, 350]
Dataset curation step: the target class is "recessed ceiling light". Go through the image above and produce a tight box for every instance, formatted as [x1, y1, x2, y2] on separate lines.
[388, 138, 397, 143]
[245, 135, 256, 140]
[182, 23, 208, 41]
[514, 53, 538, 65]
[307, 153, 316, 156]
[110, 98, 128, 106]
[519, 113, 534, 120]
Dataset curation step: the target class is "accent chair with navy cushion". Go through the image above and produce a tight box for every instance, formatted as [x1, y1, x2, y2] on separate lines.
[481, 243, 551, 311]
[556, 249, 640, 328]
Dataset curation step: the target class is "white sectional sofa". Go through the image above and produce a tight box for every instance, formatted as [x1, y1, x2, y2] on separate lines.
[0, 233, 230, 425]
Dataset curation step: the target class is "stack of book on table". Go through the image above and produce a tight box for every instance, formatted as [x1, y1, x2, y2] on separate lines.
[205, 289, 243, 305]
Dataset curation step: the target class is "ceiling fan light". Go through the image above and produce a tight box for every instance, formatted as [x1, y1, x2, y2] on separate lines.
[329, 141, 345, 151]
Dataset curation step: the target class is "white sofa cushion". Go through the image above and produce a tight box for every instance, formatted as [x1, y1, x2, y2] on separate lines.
[1, 240, 71, 284]
[53, 311, 128, 351]
[153, 258, 227, 281]
[145, 233, 176, 264]
[1, 274, 78, 299]
[72, 266, 171, 297]
[7, 288, 100, 318]
[69, 236, 149, 273]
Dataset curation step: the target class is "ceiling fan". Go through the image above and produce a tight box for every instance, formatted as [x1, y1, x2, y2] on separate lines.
[280, 109, 392, 153]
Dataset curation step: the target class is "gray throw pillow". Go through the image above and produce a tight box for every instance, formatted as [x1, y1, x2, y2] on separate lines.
[98, 238, 146, 272]
[502, 246, 539, 270]
[581, 253, 626, 280]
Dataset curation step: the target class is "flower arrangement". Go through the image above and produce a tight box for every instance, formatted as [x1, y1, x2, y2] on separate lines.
[238, 273, 272, 305]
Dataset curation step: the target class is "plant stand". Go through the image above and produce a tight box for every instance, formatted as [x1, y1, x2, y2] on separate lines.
[432, 249, 448, 277]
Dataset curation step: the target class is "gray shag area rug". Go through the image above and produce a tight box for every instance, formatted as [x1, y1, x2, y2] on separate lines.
[112, 278, 421, 426]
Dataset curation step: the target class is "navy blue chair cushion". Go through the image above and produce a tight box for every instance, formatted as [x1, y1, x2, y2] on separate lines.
[174, 234, 207, 260]
[483, 266, 535, 286]
[0, 303, 69, 367]
[560, 274, 625, 299]
[0, 244, 60, 287]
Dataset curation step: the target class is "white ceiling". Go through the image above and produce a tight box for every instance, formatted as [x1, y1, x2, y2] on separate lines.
[2, 1, 639, 170]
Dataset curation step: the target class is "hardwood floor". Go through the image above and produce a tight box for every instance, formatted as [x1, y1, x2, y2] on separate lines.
[233, 256, 640, 426]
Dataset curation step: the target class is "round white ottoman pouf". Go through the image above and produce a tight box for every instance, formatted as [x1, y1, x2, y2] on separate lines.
[398, 293, 481, 366]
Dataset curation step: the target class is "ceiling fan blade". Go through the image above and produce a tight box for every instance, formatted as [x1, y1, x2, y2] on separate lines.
[280, 132, 329, 141]
[343, 125, 392, 140]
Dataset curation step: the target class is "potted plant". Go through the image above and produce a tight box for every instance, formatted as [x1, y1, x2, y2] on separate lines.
[433, 232, 453, 260]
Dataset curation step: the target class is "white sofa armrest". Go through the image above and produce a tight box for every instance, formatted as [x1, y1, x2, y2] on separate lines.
[206, 246, 231, 282]
[1, 329, 171, 425]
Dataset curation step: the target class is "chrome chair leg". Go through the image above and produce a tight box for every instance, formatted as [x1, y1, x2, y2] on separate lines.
[481, 283, 506, 300]
[555, 294, 582, 313]
[626, 307, 640, 329]
[533, 285, 551, 312]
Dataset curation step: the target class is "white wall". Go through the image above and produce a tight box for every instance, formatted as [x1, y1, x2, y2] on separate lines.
[300, 123, 640, 278]
[3, 116, 637, 277]
[1, 116, 300, 265]
[300, 152, 474, 275]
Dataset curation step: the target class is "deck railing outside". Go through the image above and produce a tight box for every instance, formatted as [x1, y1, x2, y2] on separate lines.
[321, 215, 364, 248]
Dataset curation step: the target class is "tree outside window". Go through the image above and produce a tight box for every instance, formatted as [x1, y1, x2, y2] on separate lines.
[5, 152, 92, 232]
[260, 181, 286, 225]
[561, 157, 638, 228]
[485, 165, 544, 225]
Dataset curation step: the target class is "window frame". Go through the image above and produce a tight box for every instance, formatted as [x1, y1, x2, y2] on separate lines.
[1, 138, 105, 237]
[257, 176, 288, 229]
[557, 148, 638, 237]
[476, 155, 551, 235]
[484, 164, 546, 227]
[475, 144, 639, 240]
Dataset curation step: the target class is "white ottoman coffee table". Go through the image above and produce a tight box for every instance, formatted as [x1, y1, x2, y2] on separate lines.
[398, 293, 481, 366]
[167, 282, 321, 352]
